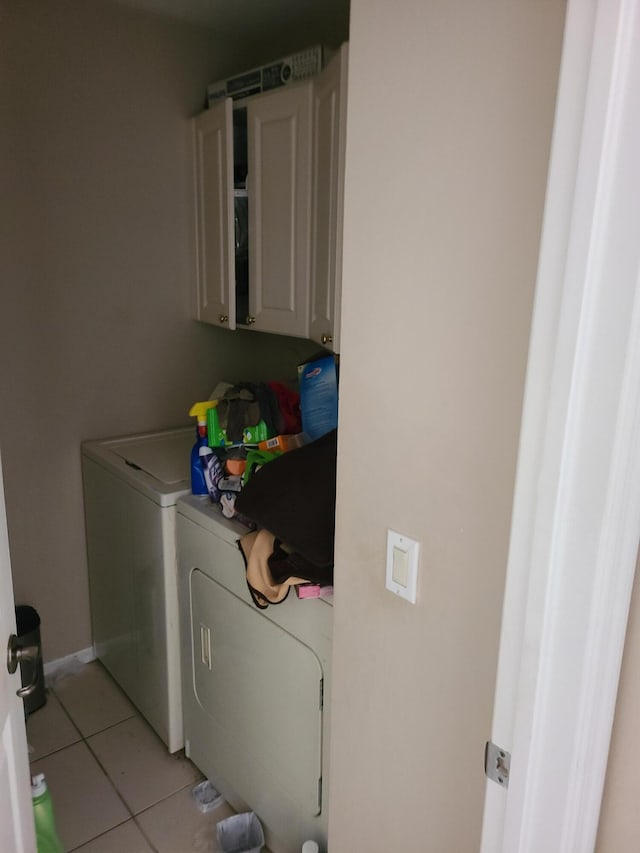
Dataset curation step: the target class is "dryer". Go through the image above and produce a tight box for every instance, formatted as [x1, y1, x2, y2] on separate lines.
[177, 494, 333, 853]
[81, 427, 193, 752]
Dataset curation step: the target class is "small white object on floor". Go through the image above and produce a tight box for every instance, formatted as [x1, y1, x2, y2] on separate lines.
[216, 811, 264, 853]
[191, 779, 224, 813]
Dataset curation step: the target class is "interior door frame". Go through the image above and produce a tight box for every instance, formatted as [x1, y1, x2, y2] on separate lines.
[481, 0, 640, 850]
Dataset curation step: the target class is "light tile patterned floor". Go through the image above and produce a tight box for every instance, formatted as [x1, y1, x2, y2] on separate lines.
[26, 661, 238, 852]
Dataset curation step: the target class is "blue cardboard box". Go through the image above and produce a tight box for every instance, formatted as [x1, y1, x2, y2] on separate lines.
[298, 355, 338, 441]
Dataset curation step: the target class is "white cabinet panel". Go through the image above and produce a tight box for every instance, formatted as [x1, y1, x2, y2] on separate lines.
[193, 98, 236, 329]
[247, 82, 313, 337]
[309, 44, 348, 353]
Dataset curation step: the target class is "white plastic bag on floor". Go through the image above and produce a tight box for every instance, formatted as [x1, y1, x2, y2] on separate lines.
[216, 811, 264, 853]
[191, 779, 224, 813]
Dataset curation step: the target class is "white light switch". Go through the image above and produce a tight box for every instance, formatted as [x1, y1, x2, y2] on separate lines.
[386, 530, 419, 603]
[392, 546, 409, 587]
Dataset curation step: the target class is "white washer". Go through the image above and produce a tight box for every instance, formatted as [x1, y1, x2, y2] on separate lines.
[81, 426, 193, 752]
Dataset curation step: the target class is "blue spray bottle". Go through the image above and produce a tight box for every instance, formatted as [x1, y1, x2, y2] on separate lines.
[188, 401, 218, 495]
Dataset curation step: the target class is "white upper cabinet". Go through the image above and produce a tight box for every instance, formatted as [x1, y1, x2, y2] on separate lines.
[192, 98, 236, 329]
[191, 44, 348, 347]
[309, 43, 348, 353]
[245, 81, 313, 337]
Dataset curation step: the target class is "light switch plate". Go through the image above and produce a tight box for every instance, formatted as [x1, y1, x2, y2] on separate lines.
[386, 529, 419, 603]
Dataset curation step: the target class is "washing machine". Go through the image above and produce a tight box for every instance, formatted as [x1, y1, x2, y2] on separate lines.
[81, 426, 194, 752]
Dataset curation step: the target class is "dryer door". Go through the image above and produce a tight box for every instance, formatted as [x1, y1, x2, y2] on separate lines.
[190, 568, 323, 816]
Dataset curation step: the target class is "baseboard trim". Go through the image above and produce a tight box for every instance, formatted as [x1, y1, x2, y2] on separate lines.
[44, 646, 96, 684]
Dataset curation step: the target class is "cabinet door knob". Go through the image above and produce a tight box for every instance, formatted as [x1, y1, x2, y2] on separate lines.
[321, 333, 333, 345]
[218, 314, 228, 324]
[246, 315, 256, 325]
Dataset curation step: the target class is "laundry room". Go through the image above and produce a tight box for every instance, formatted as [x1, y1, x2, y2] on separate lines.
[1, 1, 569, 851]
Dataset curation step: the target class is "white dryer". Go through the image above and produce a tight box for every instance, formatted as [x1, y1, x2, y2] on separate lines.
[177, 494, 333, 852]
[81, 427, 193, 752]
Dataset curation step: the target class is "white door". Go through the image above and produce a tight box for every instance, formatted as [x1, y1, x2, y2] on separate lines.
[481, 0, 640, 850]
[0, 452, 37, 853]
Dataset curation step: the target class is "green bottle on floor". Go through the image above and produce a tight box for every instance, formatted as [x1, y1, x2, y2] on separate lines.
[31, 774, 64, 853]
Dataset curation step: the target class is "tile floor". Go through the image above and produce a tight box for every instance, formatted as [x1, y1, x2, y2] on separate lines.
[26, 660, 238, 852]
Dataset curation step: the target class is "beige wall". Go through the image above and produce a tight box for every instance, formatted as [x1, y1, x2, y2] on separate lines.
[596, 550, 640, 851]
[329, 1, 565, 850]
[0, 0, 324, 661]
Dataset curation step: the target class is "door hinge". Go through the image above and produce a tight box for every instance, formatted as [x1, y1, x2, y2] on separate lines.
[484, 741, 511, 788]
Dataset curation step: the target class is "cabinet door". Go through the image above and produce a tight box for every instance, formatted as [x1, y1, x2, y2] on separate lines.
[247, 82, 312, 338]
[193, 99, 236, 329]
[309, 44, 348, 354]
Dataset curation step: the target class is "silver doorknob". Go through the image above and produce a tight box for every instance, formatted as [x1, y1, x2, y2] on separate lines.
[218, 314, 228, 324]
[321, 334, 333, 345]
[245, 316, 256, 325]
[6, 634, 40, 698]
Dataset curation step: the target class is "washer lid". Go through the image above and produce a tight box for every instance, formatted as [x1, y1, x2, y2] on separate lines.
[110, 430, 193, 485]
[83, 428, 193, 506]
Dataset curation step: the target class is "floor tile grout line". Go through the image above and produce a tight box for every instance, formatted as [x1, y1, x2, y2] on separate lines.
[43, 703, 162, 853]
[50, 681, 138, 739]
[77, 722, 137, 819]
[27, 704, 138, 850]
[41, 685, 82, 734]
[130, 816, 161, 853]
[74, 711, 203, 849]
[82, 715, 203, 805]
[50, 680, 142, 847]
[133, 775, 207, 819]
[26, 689, 82, 764]
[65, 815, 134, 853]
[128, 777, 212, 853]
[39, 663, 208, 853]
